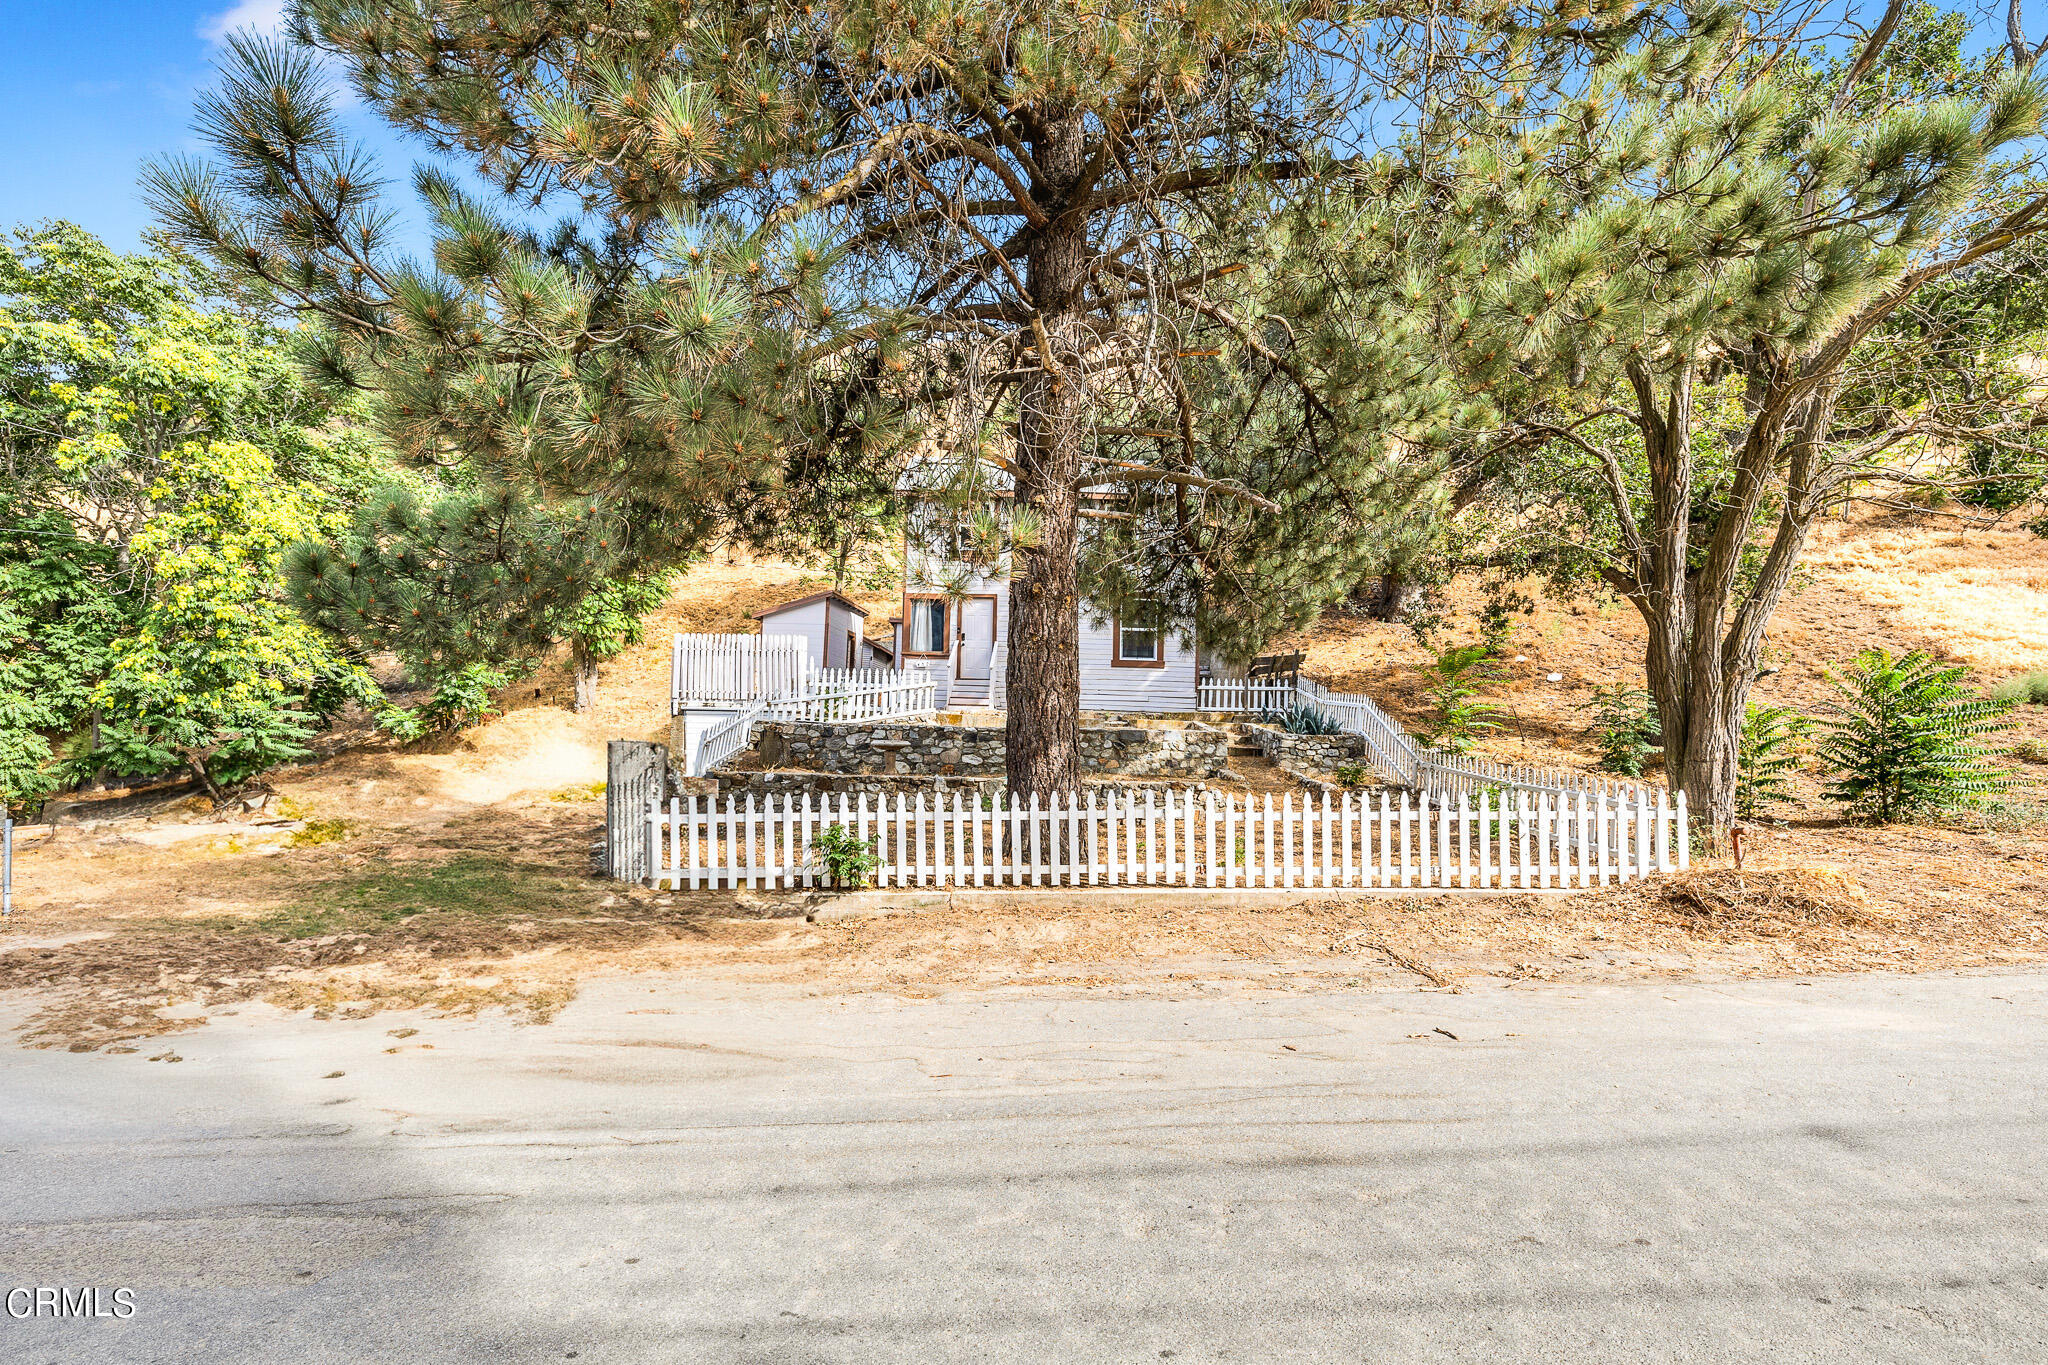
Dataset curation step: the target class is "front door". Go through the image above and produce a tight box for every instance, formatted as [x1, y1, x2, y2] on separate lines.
[957, 597, 995, 681]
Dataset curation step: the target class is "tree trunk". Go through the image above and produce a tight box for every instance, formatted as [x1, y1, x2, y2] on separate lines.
[1364, 571, 1422, 622]
[1633, 404, 1823, 841]
[572, 644, 599, 714]
[183, 750, 227, 807]
[1004, 112, 1088, 796]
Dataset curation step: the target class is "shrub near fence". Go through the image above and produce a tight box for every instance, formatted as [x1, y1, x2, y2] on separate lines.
[649, 785, 1688, 891]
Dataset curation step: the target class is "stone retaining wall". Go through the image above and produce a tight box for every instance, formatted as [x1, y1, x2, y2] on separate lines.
[1240, 723, 1373, 774]
[744, 719, 1227, 779]
[694, 771, 1223, 801]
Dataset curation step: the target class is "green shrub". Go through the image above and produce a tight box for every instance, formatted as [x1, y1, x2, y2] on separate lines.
[1581, 684, 1660, 776]
[376, 663, 509, 741]
[1333, 763, 1370, 788]
[1814, 649, 2015, 822]
[811, 823, 881, 888]
[1735, 703, 1809, 817]
[2007, 737, 2048, 766]
[1957, 441, 2046, 514]
[1420, 643, 1502, 753]
[1990, 670, 2048, 706]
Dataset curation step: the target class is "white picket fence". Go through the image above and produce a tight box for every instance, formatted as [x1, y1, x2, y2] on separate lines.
[1198, 675, 1659, 803]
[687, 667, 937, 776]
[648, 785, 1688, 891]
[671, 633, 809, 712]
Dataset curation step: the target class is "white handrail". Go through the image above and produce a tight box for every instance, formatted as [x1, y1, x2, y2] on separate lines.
[1198, 675, 1664, 805]
[686, 666, 938, 775]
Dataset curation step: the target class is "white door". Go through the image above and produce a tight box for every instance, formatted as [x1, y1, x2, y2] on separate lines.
[958, 598, 995, 680]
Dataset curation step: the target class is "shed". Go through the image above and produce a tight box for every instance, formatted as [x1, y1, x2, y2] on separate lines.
[753, 589, 869, 671]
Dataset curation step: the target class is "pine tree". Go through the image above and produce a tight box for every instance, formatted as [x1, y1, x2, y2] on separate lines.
[146, 4, 1631, 792]
[287, 484, 615, 681]
[1401, 3, 2048, 835]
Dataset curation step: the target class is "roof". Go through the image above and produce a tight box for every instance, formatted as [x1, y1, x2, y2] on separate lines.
[752, 588, 869, 621]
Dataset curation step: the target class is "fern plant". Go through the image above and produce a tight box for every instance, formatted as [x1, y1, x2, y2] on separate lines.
[811, 823, 882, 888]
[1581, 684, 1660, 776]
[1735, 703, 1809, 817]
[1814, 650, 2015, 822]
[1420, 643, 1502, 754]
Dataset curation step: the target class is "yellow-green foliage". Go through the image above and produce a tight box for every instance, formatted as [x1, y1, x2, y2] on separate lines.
[288, 818, 354, 848]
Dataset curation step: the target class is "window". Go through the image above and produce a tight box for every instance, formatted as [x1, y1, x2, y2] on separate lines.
[905, 596, 950, 655]
[1113, 602, 1164, 667]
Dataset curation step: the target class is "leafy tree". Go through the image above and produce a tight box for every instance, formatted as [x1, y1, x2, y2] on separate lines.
[561, 569, 678, 713]
[147, 5, 1637, 791]
[0, 512, 125, 811]
[1411, 2, 2048, 835]
[0, 223, 377, 811]
[1814, 648, 2013, 821]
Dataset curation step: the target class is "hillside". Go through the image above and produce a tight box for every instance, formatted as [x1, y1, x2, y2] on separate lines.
[1275, 509, 2048, 808]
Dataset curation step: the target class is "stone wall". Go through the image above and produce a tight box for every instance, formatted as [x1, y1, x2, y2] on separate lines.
[697, 771, 1003, 802]
[1240, 723, 1373, 774]
[741, 719, 1227, 779]
[1080, 724, 1228, 777]
[697, 770, 1223, 802]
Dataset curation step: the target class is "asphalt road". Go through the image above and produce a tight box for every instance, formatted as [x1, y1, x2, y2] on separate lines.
[3, 969, 2047, 1363]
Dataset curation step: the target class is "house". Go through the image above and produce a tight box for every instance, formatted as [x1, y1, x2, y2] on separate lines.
[752, 589, 892, 670]
[886, 508, 1202, 713]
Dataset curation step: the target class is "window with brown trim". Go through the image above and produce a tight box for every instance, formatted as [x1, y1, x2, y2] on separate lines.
[904, 595, 950, 655]
[1111, 602, 1165, 668]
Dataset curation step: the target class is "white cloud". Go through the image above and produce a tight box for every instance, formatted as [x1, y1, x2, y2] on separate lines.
[199, 0, 288, 44]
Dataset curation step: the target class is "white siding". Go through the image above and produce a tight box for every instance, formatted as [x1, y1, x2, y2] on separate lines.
[755, 598, 867, 671]
[755, 604, 826, 669]
[908, 547, 1198, 713]
[1072, 610, 1198, 712]
[821, 600, 865, 669]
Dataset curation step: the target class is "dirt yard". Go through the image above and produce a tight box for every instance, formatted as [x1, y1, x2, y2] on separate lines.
[4, 509, 2045, 1053]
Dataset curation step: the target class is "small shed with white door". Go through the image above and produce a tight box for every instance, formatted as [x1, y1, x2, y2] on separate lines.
[753, 589, 869, 671]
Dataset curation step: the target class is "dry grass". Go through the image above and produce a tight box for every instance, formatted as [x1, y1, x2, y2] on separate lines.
[6, 799, 2043, 1051]
[1268, 506, 2048, 811]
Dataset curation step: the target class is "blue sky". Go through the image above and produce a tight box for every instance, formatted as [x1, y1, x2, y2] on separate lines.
[0, 0, 437, 254]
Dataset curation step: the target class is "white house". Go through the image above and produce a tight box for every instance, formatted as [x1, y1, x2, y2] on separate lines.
[887, 514, 1201, 713]
[753, 589, 887, 671]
